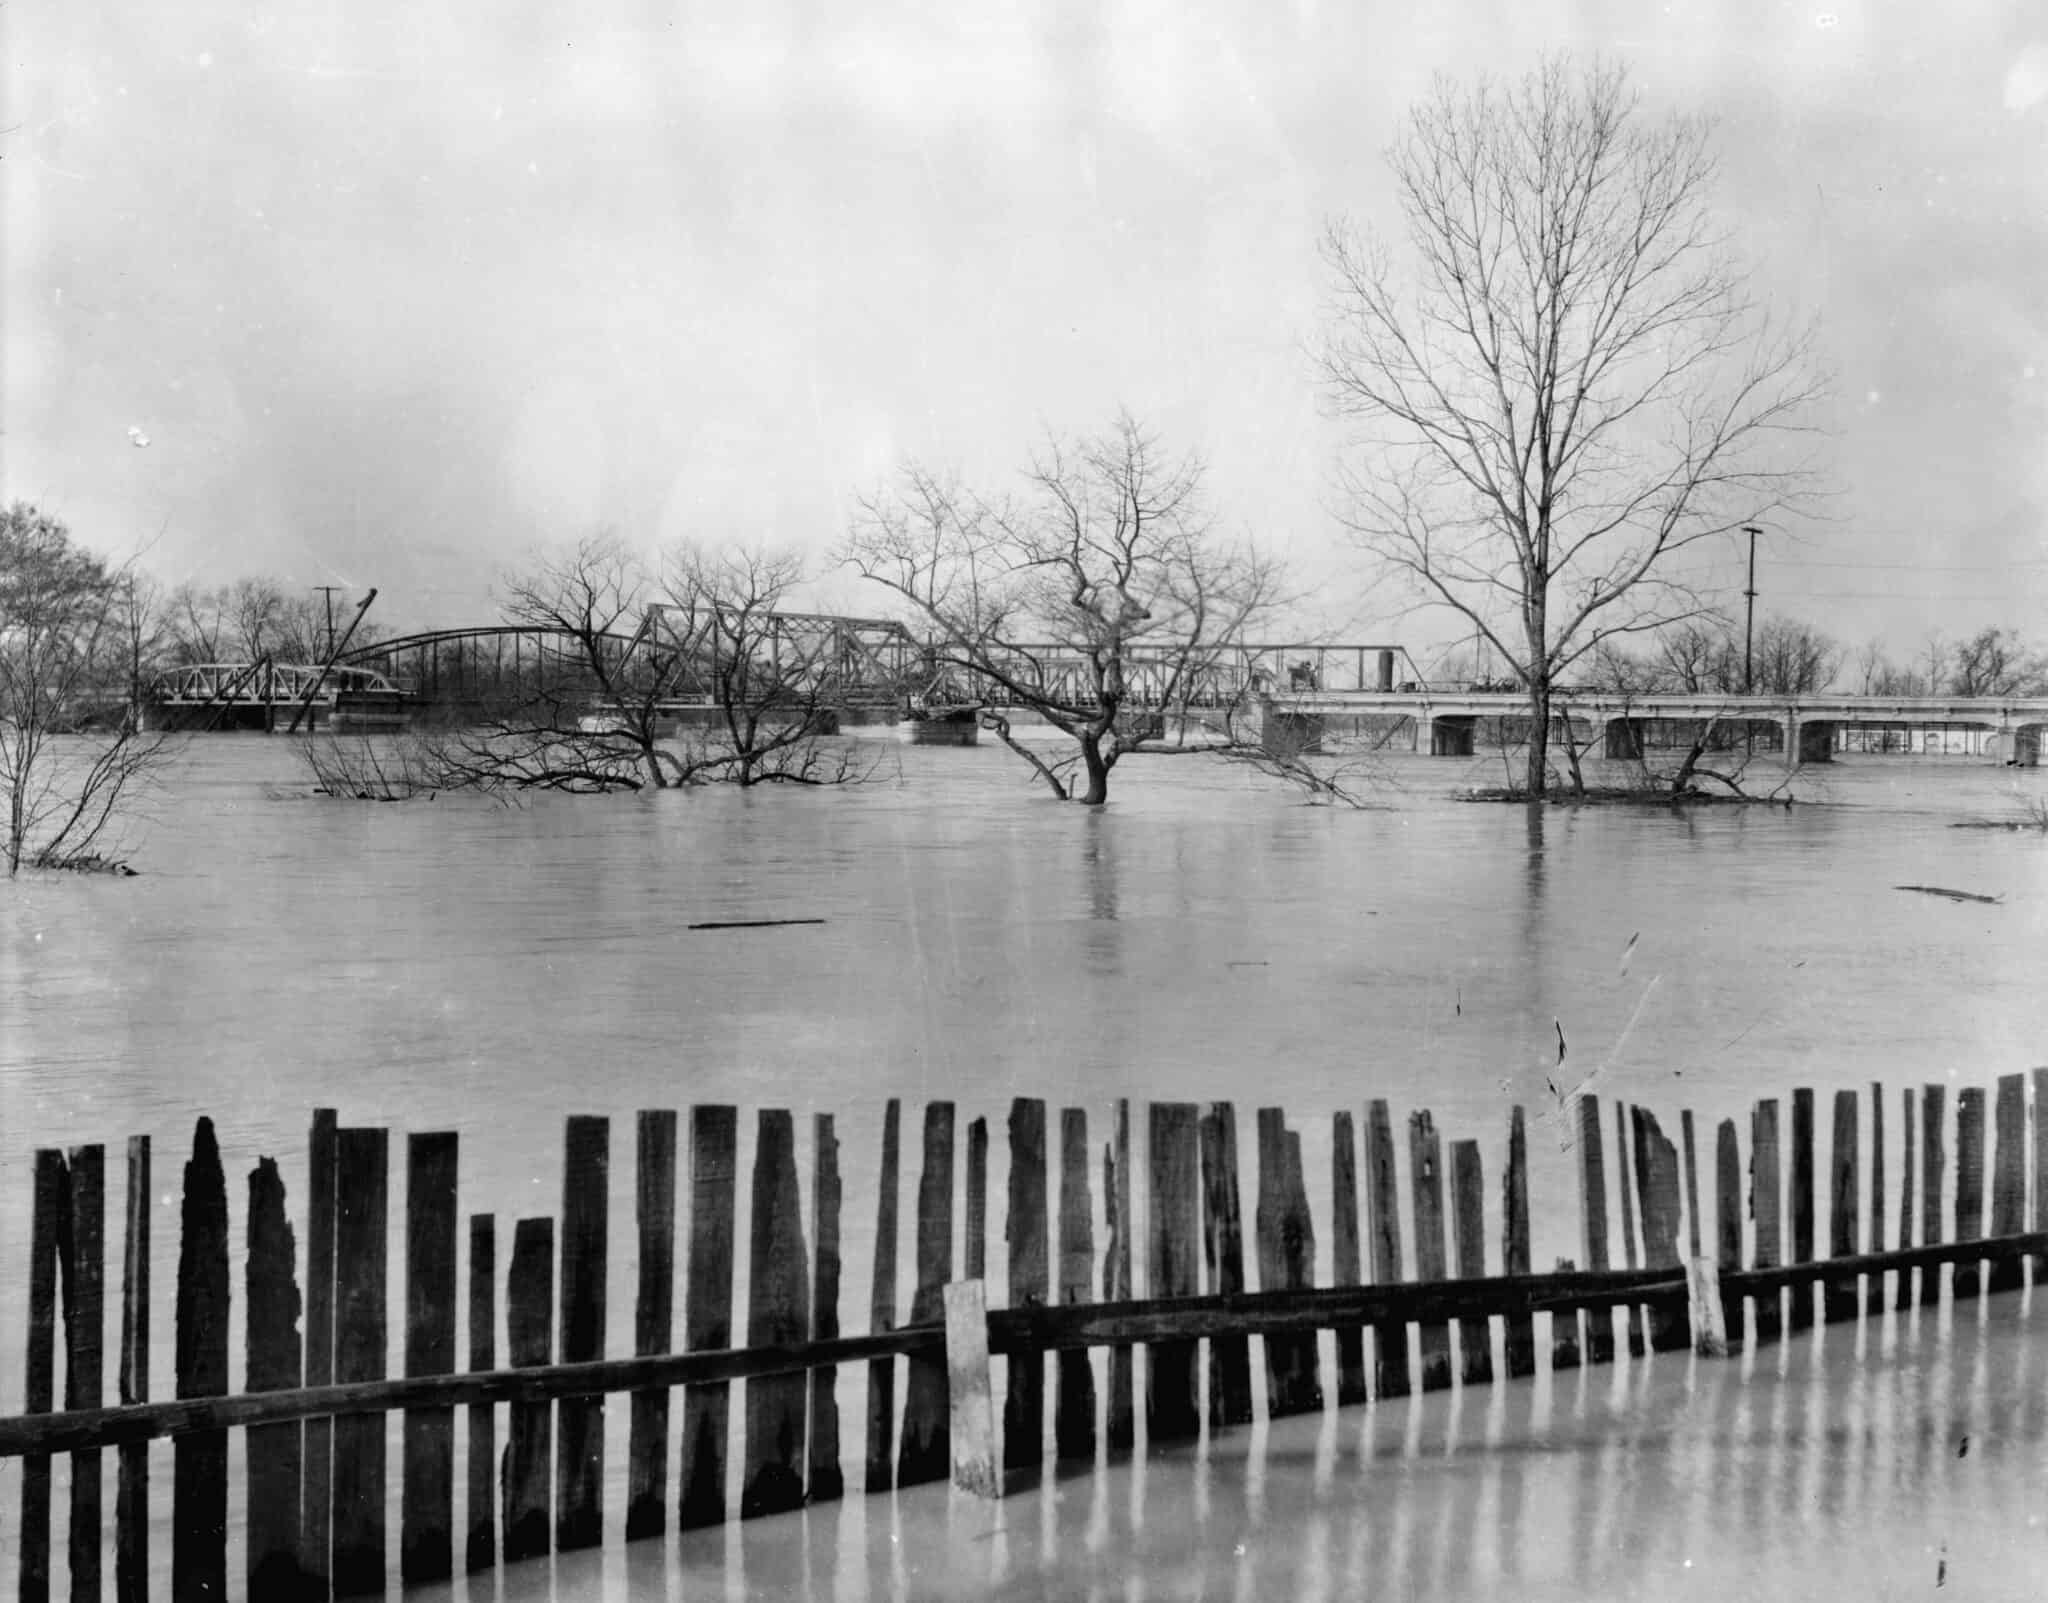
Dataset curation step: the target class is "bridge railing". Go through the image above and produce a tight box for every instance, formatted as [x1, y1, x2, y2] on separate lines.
[4, 1067, 2042, 1596]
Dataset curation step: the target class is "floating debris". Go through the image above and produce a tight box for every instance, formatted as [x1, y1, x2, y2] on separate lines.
[688, 917, 827, 931]
[1894, 885, 2002, 905]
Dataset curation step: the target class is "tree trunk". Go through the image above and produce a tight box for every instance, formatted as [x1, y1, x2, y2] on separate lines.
[1523, 681, 1551, 798]
[1078, 733, 1111, 806]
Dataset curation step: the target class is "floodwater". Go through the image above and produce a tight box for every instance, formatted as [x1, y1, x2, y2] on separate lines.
[3, 732, 2047, 1597]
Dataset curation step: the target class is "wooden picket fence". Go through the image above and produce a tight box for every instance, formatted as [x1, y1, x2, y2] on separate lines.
[4, 1072, 2046, 1600]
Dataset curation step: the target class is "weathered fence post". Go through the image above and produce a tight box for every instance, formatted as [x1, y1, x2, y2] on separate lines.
[1149, 1103, 1204, 1440]
[556, 1116, 609, 1550]
[248, 1155, 305, 1600]
[1824, 1091, 1860, 1325]
[864, 1099, 901, 1494]
[1450, 1139, 1492, 1384]
[1868, 1084, 1887, 1316]
[332, 1126, 388, 1598]
[302, 1108, 338, 1600]
[1366, 1100, 1411, 1395]
[944, 1280, 1000, 1499]
[1502, 1108, 1536, 1379]
[1953, 1087, 1986, 1302]
[680, 1107, 738, 1526]
[177, 1120, 232, 1602]
[743, 1110, 811, 1519]
[465, 1215, 496, 1574]
[1575, 1095, 1613, 1365]
[1056, 1107, 1098, 1461]
[1103, 1100, 1135, 1454]
[1005, 1098, 1049, 1479]
[1715, 1120, 1743, 1349]
[1896, 1087, 1917, 1311]
[1256, 1109, 1320, 1416]
[1410, 1111, 1452, 1390]
[1686, 1258, 1729, 1358]
[1199, 1103, 1252, 1428]
[1920, 1084, 1946, 1307]
[2033, 1069, 2048, 1284]
[898, 1101, 956, 1486]
[1789, 1089, 1815, 1332]
[402, 1133, 458, 1585]
[966, 1116, 989, 1282]
[628, 1109, 678, 1537]
[117, 1135, 152, 1603]
[1751, 1099, 1783, 1347]
[1332, 1111, 1368, 1404]
[808, 1113, 845, 1503]
[1988, 1073, 2026, 1295]
[62, 1144, 107, 1601]
[1613, 1102, 1645, 1356]
[22, 1150, 62, 1603]
[503, 1218, 554, 1563]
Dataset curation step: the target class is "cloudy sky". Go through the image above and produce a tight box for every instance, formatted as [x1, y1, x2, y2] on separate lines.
[7, 1, 2046, 658]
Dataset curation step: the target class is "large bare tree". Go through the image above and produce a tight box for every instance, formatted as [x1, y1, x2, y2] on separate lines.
[1319, 58, 1826, 794]
[846, 413, 1281, 805]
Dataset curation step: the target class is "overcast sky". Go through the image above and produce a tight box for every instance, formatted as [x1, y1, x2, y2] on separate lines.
[7, 2, 2046, 658]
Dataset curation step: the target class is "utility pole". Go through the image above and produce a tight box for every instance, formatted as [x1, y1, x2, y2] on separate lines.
[313, 586, 343, 658]
[1740, 526, 1762, 694]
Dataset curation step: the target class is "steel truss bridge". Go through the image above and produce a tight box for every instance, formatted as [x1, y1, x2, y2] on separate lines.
[334, 614, 1420, 715]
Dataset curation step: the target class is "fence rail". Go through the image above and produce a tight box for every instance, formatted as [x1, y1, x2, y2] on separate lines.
[6, 1071, 2046, 1599]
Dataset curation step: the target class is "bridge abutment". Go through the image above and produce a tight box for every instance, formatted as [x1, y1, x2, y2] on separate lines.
[1604, 718, 1644, 760]
[909, 711, 979, 746]
[1428, 716, 1475, 757]
[1787, 719, 1836, 766]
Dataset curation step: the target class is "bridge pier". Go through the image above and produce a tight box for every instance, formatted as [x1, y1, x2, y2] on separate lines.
[1428, 716, 1475, 757]
[2013, 726, 2042, 768]
[1604, 718, 1644, 760]
[1787, 718, 1836, 766]
[909, 711, 979, 747]
[1262, 710, 1325, 756]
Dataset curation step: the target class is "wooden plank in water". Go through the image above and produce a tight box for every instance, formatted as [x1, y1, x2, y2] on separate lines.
[1613, 1102, 1644, 1356]
[1716, 1120, 1744, 1345]
[1410, 1111, 1452, 1391]
[1952, 1087, 1986, 1302]
[177, 1120, 233, 1602]
[1788, 1089, 1815, 1333]
[1868, 1084, 1887, 1316]
[680, 1106, 738, 1527]
[808, 1114, 845, 1503]
[2034, 1069, 2048, 1283]
[465, 1216, 496, 1574]
[556, 1116, 609, 1551]
[503, 1218, 554, 1563]
[627, 1110, 678, 1538]
[1199, 1103, 1253, 1428]
[63, 1145, 108, 1601]
[21, 1151, 61, 1603]
[331, 1127, 388, 1599]
[864, 1099, 900, 1494]
[1502, 1108, 1536, 1379]
[1366, 1100, 1412, 1395]
[117, 1135, 152, 1603]
[1681, 1111, 1702, 1261]
[247, 1155, 304, 1601]
[966, 1116, 989, 1282]
[1331, 1111, 1368, 1404]
[1630, 1108, 1688, 1351]
[1004, 1099, 1049, 1476]
[1824, 1091, 1860, 1325]
[898, 1101, 956, 1487]
[1272, 1122, 1323, 1414]
[1896, 1088, 1917, 1311]
[402, 1133, 458, 1586]
[1919, 1084, 1946, 1307]
[1575, 1095, 1612, 1366]
[1750, 1099, 1782, 1349]
[1055, 1108, 1097, 1461]
[1988, 1074, 2027, 1295]
[943, 1281, 1000, 1499]
[742, 1110, 811, 1518]
[1450, 1139, 1492, 1385]
[1149, 1103, 1204, 1440]
[302, 1108, 338, 1600]
[1103, 1100, 1135, 1454]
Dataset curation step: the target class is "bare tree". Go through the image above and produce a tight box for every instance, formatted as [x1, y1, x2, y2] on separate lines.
[1319, 57, 1826, 795]
[1947, 627, 2040, 697]
[846, 413, 1281, 805]
[310, 535, 873, 797]
[0, 505, 173, 873]
[1749, 615, 1841, 695]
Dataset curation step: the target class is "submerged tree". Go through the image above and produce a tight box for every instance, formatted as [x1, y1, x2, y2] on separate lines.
[0, 504, 173, 873]
[1320, 57, 1826, 796]
[845, 413, 1282, 804]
